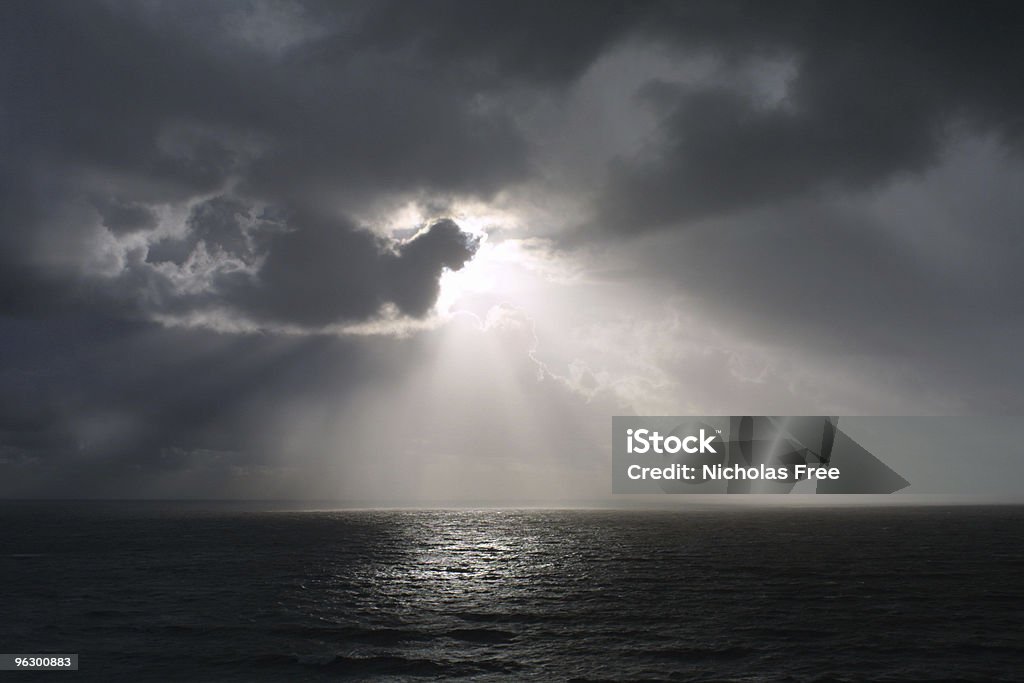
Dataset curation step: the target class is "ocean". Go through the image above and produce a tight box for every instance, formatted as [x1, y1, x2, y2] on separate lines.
[2, 503, 1022, 681]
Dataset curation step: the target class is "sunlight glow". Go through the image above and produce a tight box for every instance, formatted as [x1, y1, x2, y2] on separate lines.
[435, 234, 585, 323]
[435, 237, 499, 315]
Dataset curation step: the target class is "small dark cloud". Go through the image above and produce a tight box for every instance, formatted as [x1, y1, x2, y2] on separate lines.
[141, 202, 478, 328]
[228, 215, 478, 327]
[384, 219, 480, 316]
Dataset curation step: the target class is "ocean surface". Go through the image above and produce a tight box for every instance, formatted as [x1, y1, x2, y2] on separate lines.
[1, 503, 1022, 681]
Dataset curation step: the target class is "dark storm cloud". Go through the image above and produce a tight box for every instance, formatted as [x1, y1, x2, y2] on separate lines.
[598, 0, 1024, 231]
[0, 0, 540, 326]
[560, 1, 1024, 412]
[223, 214, 478, 326]
[6, 0, 1023, 288]
[138, 202, 478, 327]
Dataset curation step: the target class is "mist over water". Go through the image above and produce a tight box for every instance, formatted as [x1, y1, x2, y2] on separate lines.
[2, 503, 1022, 681]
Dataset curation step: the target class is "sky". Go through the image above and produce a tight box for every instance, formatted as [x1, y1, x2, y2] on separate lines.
[1, 0, 1023, 502]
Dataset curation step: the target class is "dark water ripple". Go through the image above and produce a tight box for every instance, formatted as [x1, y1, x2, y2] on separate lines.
[1, 503, 1022, 681]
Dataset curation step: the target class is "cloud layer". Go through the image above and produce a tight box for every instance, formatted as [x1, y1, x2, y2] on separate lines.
[3, 1, 1024, 499]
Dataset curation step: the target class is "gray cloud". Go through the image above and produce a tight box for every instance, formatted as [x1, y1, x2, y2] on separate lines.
[597, 0, 1024, 231]
[139, 197, 483, 328]
[565, 1, 1024, 416]
[0, 1, 518, 325]
[226, 214, 479, 327]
